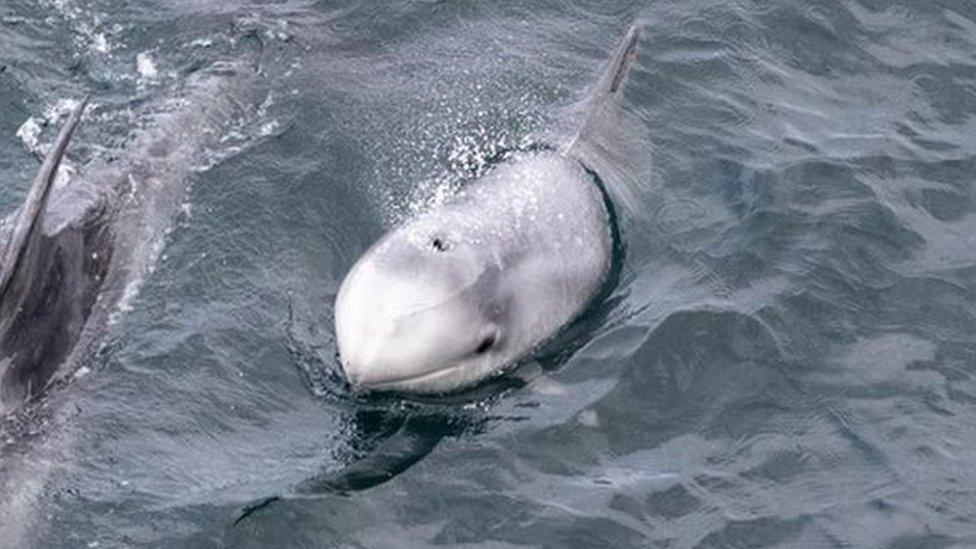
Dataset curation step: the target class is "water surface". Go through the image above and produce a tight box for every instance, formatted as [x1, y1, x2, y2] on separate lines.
[1, 0, 975, 547]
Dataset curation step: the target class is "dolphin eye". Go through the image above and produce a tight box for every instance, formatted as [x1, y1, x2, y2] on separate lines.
[475, 335, 495, 354]
[431, 237, 449, 252]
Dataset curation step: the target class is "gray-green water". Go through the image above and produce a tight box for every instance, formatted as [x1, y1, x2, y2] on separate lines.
[2, 1, 976, 547]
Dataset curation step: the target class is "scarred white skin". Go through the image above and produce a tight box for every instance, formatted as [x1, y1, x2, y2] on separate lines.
[335, 153, 610, 393]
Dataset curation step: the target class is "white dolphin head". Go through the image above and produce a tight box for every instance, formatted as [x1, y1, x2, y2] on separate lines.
[335, 215, 511, 394]
[334, 154, 612, 395]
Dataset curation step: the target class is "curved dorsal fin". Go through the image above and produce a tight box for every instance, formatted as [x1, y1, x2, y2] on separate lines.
[564, 25, 640, 154]
[562, 25, 648, 216]
[0, 97, 88, 300]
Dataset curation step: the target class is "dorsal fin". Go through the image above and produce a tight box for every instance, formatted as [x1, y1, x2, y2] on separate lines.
[0, 97, 88, 300]
[563, 25, 640, 153]
[603, 25, 640, 96]
[561, 25, 648, 216]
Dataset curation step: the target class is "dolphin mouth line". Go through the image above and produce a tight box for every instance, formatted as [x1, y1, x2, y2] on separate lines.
[352, 362, 467, 391]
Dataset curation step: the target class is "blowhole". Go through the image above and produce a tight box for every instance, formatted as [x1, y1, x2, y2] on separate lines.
[475, 334, 495, 354]
[431, 237, 449, 252]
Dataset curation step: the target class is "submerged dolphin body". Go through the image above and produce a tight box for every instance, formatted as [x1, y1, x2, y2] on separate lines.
[0, 60, 264, 417]
[335, 26, 641, 394]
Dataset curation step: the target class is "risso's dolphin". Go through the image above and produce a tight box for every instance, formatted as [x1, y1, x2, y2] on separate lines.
[0, 99, 100, 414]
[335, 26, 641, 394]
[0, 59, 264, 418]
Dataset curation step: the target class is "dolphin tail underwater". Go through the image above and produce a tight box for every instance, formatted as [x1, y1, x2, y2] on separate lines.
[0, 99, 104, 413]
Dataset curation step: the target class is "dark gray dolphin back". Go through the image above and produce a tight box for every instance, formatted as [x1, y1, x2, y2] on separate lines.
[0, 99, 109, 413]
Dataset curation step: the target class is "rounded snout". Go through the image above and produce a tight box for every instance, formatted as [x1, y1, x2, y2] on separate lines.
[338, 320, 500, 393]
[334, 242, 500, 393]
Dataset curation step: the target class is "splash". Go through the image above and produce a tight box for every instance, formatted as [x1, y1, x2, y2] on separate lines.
[136, 52, 159, 80]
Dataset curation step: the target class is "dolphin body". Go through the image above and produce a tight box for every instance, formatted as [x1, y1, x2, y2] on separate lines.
[0, 60, 263, 418]
[334, 26, 641, 394]
[0, 99, 103, 415]
[234, 28, 643, 523]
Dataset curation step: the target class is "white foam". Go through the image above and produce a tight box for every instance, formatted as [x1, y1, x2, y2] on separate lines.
[578, 410, 600, 428]
[16, 117, 43, 150]
[136, 52, 158, 79]
[17, 99, 78, 152]
[52, 162, 77, 192]
[50, 97, 82, 117]
[258, 119, 280, 137]
[91, 32, 110, 53]
[108, 268, 144, 326]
